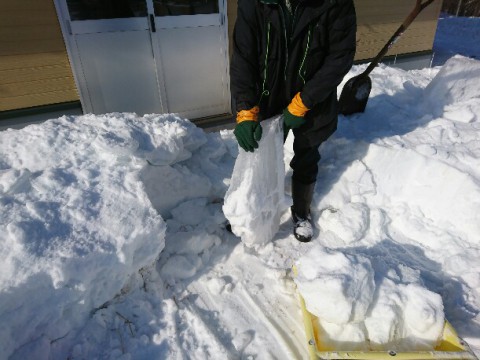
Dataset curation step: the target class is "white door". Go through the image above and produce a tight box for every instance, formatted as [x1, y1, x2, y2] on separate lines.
[55, 0, 230, 119]
[151, 0, 230, 119]
[55, 0, 163, 115]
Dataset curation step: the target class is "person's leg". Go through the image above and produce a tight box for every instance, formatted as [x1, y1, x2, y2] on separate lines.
[289, 138, 321, 242]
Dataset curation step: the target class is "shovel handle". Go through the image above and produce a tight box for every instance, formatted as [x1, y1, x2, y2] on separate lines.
[362, 0, 437, 76]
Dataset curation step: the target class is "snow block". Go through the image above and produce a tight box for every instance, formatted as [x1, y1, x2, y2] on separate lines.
[295, 245, 445, 351]
[365, 280, 445, 351]
[0, 114, 171, 358]
[294, 246, 376, 325]
[425, 55, 480, 121]
[223, 117, 286, 247]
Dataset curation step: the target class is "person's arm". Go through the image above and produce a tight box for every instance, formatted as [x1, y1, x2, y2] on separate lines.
[230, 0, 261, 113]
[301, 0, 357, 109]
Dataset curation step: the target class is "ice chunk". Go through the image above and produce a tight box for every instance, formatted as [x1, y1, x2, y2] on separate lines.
[223, 117, 286, 247]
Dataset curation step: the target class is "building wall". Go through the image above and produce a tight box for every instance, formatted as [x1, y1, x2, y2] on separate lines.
[0, 0, 79, 112]
[227, 0, 443, 61]
[0, 0, 442, 114]
[227, 0, 237, 58]
[356, 0, 442, 61]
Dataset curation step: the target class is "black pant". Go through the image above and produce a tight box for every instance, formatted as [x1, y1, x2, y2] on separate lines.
[284, 128, 321, 185]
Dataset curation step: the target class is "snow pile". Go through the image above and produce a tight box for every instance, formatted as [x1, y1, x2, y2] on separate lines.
[0, 113, 233, 358]
[291, 55, 480, 352]
[140, 116, 236, 218]
[295, 245, 445, 351]
[425, 55, 480, 121]
[223, 117, 286, 247]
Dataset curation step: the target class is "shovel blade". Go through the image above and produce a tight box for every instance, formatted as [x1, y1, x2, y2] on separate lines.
[338, 75, 372, 115]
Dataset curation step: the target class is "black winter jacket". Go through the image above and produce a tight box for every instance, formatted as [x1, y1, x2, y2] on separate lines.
[230, 0, 356, 146]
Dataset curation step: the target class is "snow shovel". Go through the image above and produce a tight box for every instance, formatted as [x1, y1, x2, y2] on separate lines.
[338, 0, 437, 116]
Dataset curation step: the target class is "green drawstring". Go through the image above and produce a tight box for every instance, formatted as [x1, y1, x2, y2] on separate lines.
[298, 25, 312, 85]
[259, 21, 271, 105]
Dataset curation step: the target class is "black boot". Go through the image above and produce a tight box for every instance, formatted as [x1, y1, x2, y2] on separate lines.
[291, 180, 315, 242]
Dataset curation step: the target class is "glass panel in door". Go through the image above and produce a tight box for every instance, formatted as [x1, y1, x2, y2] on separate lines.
[66, 0, 147, 20]
[153, 0, 218, 16]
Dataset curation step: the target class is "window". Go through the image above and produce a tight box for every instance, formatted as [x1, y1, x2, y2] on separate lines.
[67, 0, 147, 21]
[153, 0, 219, 16]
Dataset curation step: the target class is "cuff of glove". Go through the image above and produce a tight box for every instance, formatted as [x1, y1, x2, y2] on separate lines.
[287, 92, 309, 117]
[236, 106, 260, 123]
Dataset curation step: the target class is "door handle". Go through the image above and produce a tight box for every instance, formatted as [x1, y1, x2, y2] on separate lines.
[149, 14, 156, 32]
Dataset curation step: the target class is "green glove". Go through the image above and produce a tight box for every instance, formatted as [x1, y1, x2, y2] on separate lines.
[283, 92, 309, 129]
[283, 108, 306, 129]
[234, 121, 263, 152]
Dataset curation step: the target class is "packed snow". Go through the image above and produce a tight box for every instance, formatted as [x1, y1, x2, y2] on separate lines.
[2, 14, 480, 358]
[295, 245, 445, 351]
[0, 114, 168, 359]
[223, 117, 286, 247]
[295, 247, 376, 326]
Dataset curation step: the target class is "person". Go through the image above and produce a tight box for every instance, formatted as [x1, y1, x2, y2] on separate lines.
[230, 0, 357, 242]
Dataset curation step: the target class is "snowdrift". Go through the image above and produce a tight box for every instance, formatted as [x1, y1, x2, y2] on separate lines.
[0, 114, 234, 358]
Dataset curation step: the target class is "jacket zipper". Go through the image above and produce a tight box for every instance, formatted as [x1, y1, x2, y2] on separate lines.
[279, 9, 288, 82]
[258, 21, 271, 105]
[281, 2, 300, 82]
[298, 25, 312, 85]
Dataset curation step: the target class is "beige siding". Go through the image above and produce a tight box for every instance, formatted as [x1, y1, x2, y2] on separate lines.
[226, 0, 442, 61]
[0, 0, 79, 112]
[355, 0, 443, 60]
[227, 0, 237, 58]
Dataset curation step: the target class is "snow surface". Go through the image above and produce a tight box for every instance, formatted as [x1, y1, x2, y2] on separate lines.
[1, 47, 480, 360]
[1, 54, 479, 359]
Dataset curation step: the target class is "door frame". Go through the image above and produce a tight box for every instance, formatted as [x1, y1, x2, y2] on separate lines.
[54, 0, 93, 113]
